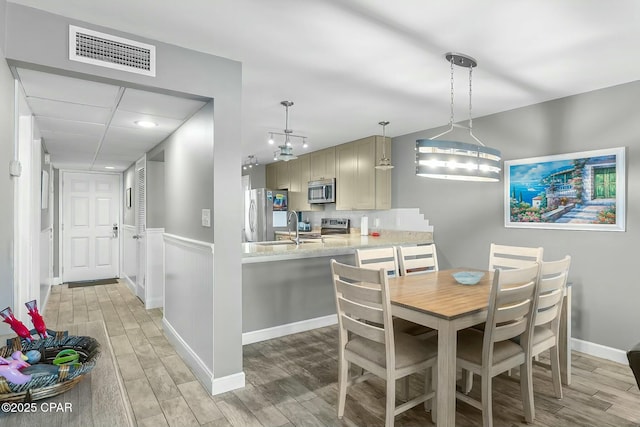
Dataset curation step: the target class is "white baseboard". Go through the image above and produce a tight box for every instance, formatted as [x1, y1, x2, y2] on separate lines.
[52, 277, 62, 286]
[572, 338, 629, 365]
[122, 274, 136, 295]
[212, 372, 246, 395]
[163, 318, 245, 395]
[242, 314, 338, 345]
[145, 297, 163, 310]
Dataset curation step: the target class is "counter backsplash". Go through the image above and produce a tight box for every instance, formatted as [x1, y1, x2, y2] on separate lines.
[299, 207, 433, 233]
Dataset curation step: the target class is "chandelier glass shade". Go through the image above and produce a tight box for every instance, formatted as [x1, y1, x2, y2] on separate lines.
[415, 53, 501, 182]
[268, 100, 308, 162]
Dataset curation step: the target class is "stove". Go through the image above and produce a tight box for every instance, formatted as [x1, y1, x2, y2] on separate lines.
[320, 218, 350, 235]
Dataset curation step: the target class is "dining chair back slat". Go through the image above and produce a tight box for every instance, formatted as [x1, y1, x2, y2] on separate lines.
[489, 243, 543, 271]
[336, 280, 382, 305]
[397, 245, 438, 276]
[341, 315, 386, 344]
[356, 247, 399, 278]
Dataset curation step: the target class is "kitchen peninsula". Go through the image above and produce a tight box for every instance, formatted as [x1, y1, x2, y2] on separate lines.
[241, 229, 433, 344]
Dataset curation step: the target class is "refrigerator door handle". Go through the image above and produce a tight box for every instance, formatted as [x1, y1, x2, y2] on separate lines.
[249, 199, 256, 232]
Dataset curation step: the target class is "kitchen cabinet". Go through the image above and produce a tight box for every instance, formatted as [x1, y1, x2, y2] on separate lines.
[336, 136, 391, 210]
[309, 147, 335, 181]
[288, 155, 322, 212]
[266, 163, 277, 189]
[266, 161, 290, 190]
[275, 161, 290, 189]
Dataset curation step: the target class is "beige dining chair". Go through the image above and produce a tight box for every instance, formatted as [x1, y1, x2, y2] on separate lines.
[397, 244, 439, 276]
[355, 247, 399, 278]
[452, 263, 541, 427]
[330, 259, 437, 427]
[488, 243, 543, 270]
[530, 255, 571, 399]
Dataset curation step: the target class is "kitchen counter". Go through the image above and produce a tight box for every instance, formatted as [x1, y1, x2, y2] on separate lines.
[242, 230, 433, 263]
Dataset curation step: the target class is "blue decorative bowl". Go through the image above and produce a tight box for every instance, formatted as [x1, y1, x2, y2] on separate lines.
[452, 271, 485, 285]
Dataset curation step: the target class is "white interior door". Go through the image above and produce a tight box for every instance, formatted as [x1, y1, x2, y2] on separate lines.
[134, 157, 147, 300]
[62, 172, 120, 282]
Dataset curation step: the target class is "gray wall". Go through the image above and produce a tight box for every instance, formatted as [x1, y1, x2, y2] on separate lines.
[4, 4, 243, 379]
[392, 81, 640, 351]
[146, 160, 165, 228]
[0, 0, 14, 334]
[123, 164, 135, 226]
[148, 102, 214, 241]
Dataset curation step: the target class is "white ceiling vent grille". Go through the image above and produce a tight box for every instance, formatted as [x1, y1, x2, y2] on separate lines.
[69, 25, 156, 77]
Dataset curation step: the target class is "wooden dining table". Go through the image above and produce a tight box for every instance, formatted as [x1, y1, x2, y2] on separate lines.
[388, 268, 572, 427]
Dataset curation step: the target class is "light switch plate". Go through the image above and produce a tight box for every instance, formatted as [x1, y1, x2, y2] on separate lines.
[201, 209, 211, 227]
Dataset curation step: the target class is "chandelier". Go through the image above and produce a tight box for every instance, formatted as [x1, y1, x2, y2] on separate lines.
[268, 101, 308, 162]
[415, 53, 501, 182]
[242, 155, 259, 170]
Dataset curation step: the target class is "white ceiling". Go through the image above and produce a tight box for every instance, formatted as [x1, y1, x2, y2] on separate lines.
[16, 68, 207, 171]
[9, 0, 640, 167]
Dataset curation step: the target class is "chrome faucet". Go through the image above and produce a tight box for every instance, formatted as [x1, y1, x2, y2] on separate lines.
[287, 210, 300, 245]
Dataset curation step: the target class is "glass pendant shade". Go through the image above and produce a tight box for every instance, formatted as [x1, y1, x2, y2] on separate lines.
[415, 139, 501, 181]
[275, 145, 298, 161]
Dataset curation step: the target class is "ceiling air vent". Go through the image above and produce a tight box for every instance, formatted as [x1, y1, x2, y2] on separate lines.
[69, 25, 156, 77]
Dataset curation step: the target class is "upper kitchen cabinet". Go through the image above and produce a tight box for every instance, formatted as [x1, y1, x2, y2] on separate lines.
[266, 161, 290, 190]
[336, 136, 391, 210]
[309, 147, 335, 181]
[288, 155, 322, 212]
[266, 163, 277, 189]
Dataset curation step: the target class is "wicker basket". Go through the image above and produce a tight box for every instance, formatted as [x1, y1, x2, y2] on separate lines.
[0, 331, 101, 402]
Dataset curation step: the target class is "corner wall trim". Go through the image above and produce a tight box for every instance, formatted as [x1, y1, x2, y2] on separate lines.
[163, 318, 245, 395]
[242, 314, 338, 345]
[572, 338, 628, 365]
[163, 318, 214, 392]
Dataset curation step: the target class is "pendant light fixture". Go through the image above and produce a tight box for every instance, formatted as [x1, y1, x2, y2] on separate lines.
[415, 53, 501, 182]
[242, 155, 259, 170]
[268, 100, 309, 162]
[375, 121, 394, 170]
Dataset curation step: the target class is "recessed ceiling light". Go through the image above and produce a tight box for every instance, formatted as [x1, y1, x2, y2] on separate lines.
[135, 120, 158, 128]
[104, 166, 115, 169]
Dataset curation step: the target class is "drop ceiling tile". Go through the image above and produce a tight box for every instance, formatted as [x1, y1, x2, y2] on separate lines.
[37, 117, 105, 137]
[27, 98, 111, 124]
[118, 88, 206, 120]
[96, 152, 141, 161]
[110, 109, 183, 132]
[17, 68, 120, 108]
[102, 125, 169, 148]
[44, 137, 98, 153]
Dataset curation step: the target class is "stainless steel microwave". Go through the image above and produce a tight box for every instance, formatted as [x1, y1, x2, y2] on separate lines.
[308, 178, 336, 204]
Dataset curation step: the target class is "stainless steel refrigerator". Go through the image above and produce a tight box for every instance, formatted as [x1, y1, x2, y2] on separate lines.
[244, 188, 288, 242]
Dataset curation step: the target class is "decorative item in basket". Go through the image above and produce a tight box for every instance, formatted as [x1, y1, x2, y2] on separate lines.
[0, 333, 101, 402]
[1, 300, 51, 343]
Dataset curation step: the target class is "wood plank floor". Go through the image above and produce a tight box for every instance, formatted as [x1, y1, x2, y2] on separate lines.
[42, 282, 640, 427]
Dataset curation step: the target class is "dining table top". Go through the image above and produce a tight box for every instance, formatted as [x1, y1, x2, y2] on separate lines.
[388, 268, 494, 320]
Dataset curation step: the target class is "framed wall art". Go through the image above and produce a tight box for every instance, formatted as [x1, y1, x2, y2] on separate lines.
[504, 147, 625, 231]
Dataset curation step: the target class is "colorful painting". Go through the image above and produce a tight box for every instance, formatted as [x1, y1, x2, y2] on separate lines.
[504, 147, 625, 231]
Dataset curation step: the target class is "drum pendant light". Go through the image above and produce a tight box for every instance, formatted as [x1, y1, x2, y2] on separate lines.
[416, 53, 501, 182]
